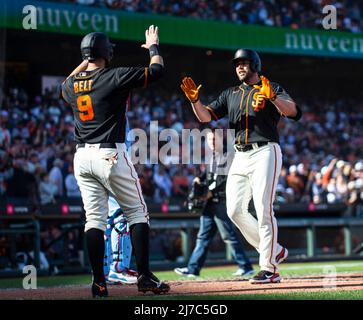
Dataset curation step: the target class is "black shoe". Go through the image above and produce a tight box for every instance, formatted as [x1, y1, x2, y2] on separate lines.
[92, 281, 108, 298]
[137, 272, 170, 294]
[249, 270, 281, 284]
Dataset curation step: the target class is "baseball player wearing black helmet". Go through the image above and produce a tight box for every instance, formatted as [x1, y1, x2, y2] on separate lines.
[181, 49, 302, 284]
[61, 26, 170, 297]
[80, 32, 115, 64]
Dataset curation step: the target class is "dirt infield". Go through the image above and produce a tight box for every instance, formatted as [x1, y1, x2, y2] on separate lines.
[1, 273, 363, 299]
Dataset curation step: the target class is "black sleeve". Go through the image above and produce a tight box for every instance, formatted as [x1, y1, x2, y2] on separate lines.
[271, 82, 292, 101]
[113, 64, 163, 90]
[288, 104, 302, 121]
[205, 90, 228, 120]
[61, 78, 73, 104]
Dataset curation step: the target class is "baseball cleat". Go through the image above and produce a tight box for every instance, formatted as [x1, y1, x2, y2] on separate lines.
[249, 270, 281, 284]
[137, 272, 170, 294]
[232, 268, 255, 278]
[107, 269, 138, 285]
[174, 267, 198, 278]
[92, 281, 109, 298]
[276, 247, 289, 265]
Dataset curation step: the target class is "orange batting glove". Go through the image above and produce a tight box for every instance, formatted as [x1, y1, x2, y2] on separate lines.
[180, 77, 202, 103]
[254, 75, 276, 101]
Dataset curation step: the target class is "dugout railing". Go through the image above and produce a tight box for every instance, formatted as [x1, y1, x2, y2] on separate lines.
[150, 216, 363, 269]
[1, 213, 363, 276]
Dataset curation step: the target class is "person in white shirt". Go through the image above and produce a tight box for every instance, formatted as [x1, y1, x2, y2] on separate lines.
[65, 165, 81, 197]
[48, 158, 64, 197]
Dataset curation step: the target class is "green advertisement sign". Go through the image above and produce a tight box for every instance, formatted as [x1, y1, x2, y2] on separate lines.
[1, 0, 363, 59]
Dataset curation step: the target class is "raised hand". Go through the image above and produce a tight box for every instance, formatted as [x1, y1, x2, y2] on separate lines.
[180, 77, 202, 103]
[141, 25, 159, 49]
[257, 75, 276, 100]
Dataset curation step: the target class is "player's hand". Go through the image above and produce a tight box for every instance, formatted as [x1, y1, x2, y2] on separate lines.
[254, 75, 276, 100]
[141, 25, 159, 49]
[180, 77, 202, 103]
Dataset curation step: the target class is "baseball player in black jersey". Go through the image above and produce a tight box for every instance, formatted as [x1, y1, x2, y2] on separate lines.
[61, 26, 170, 297]
[181, 49, 302, 284]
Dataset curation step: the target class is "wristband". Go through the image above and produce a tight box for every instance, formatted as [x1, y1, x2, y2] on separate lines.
[149, 44, 161, 58]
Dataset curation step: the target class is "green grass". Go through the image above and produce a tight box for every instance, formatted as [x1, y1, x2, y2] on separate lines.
[0, 274, 92, 289]
[1, 260, 363, 299]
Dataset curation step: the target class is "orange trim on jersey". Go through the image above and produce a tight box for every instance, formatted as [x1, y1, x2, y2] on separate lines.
[238, 86, 246, 145]
[269, 145, 278, 273]
[244, 88, 257, 145]
[205, 106, 219, 121]
[143, 68, 148, 88]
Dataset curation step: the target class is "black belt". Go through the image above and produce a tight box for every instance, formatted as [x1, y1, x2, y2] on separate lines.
[77, 143, 117, 149]
[235, 141, 268, 152]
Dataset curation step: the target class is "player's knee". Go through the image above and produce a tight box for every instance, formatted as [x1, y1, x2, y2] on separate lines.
[227, 205, 240, 222]
[85, 220, 107, 233]
[126, 211, 149, 227]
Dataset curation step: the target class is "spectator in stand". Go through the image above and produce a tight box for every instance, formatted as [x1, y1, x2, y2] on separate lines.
[286, 165, 305, 201]
[39, 172, 58, 205]
[172, 166, 189, 198]
[40, 0, 362, 33]
[48, 158, 64, 197]
[65, 165, 81, 198]
[311, 172, 326, 204]
[138, 166, 155, 200]
[153, 165, 172, 203]
[6, 156, 39, 205]
[0, 111, 11, 148]
[0, 150, 12, 196]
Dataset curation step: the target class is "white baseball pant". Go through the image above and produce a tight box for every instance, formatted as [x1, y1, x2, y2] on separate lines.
[226, 142, 283, 273]
[74, 143, 149, 232]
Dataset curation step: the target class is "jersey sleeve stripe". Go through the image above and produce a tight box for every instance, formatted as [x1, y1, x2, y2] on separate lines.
[143, 67, 148, 88]
[205, 106, 219, 120]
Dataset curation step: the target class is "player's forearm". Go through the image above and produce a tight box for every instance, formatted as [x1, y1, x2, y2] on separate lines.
[191, 101, 212, 123]
[66, 60, 88, 80]
[272, 97, 297, 117]
[150, 54, 164, 67]
[148, 43, 164, 80]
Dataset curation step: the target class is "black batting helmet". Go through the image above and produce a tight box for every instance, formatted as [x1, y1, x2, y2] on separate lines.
[80, 32, 115, 62]
[232, 49, 261, 73]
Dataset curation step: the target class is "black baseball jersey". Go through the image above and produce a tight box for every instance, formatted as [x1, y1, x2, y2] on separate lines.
[205, 81, 302, 145]
[61, 66, 152, 144]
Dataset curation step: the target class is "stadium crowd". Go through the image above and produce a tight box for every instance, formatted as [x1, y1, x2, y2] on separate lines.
[1, 84, 363, 273]
[0, 85, 363, 212]
[51, 0, 363, 33]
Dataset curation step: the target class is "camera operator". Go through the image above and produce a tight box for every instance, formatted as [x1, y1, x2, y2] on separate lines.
[175, 130, 254, 277]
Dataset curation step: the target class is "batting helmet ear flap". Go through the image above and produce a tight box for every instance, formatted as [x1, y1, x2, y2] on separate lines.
[231, 49, 261, 73]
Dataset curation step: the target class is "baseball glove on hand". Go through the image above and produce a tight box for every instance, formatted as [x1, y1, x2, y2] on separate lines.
[180, 77, 202, 103]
